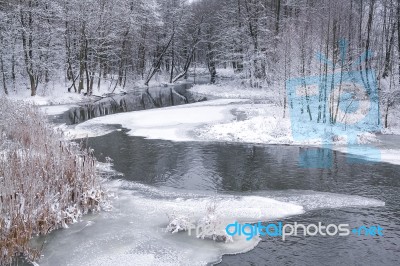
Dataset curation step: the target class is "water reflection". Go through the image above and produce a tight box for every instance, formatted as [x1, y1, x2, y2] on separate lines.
[62, 83, 207, 125]
[87, 131, 400, 196]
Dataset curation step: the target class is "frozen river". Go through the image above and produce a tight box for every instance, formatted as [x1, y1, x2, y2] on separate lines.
[34, 82, 400, 266]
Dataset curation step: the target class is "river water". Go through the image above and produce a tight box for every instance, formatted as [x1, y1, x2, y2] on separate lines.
[36, 82, 400, 266]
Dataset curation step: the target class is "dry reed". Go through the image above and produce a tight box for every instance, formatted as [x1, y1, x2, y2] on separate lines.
[0, 97, 105, 265]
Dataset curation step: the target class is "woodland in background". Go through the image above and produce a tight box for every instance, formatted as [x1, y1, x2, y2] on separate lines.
[0, 0, 399, 112]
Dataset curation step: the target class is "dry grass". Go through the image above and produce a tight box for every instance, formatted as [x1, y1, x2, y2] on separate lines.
[0, 97, 104, 265]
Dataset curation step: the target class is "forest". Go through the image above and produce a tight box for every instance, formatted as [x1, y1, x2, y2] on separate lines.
[0, 0, 399, 103]
[2, 1, 400, 265]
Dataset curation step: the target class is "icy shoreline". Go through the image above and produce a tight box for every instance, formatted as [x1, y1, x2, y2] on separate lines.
[58, 96, 400, 166]
[36, 176, 385, 266]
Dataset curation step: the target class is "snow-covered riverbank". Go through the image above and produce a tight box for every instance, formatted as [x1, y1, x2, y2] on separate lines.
[29, 82, 399, 266]
[59, 93, 400, 166]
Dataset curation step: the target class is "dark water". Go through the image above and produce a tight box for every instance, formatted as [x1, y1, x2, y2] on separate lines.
[86, 130, 400, 266]
[53, 81, 208, 125]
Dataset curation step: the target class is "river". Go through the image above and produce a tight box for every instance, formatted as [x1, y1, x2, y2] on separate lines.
[35, 81, 400, 266]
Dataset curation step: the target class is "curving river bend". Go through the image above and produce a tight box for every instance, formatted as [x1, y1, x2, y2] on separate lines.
[36, 82, 400, 266]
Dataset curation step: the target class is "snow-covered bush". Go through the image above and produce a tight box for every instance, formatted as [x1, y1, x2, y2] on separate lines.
[0, 97, 106, 265]
[166, 200, 233, 243]
[195, 201, 233, 243]
[166, 213, 195, 234]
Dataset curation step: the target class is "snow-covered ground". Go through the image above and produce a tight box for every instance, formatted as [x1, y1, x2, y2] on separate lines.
[188, 67, 236, 78]
[13, 89, 85, 105]
[63, 100, 289, 143]
[190, 84, 400, 165]
[190, 83, 279, 100]
[40, 104, 79, 116]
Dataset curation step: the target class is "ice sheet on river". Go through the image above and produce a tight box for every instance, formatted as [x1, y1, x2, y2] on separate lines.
[36, 181, 384, 266]
[66, 99, 247, 140]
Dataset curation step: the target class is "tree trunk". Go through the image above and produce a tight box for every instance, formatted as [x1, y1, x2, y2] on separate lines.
[20, 0, 37, 96]
[84, 39, 91, 96]
[78, 24, 86, 94]
[207, 41, 217, 84]
[29, 73, 37, 96]
[382, 20, 396, 78]
[275, 0, 281, 35]
[119, 30, 129, 85]
[172, 47, 196, 83]
[397, 0, 400, 86]
[364, 0, 375, 94]
[0, 54, 8, 95]
[144, 32, 174, 86]
[169, 38, 175, 83]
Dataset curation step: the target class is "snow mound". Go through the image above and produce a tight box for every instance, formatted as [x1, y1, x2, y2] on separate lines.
[197, 115, 294, 144]
[190, 83, 274, 99]
[39, 104, 78, 116]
